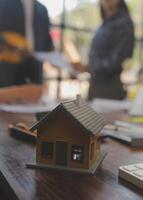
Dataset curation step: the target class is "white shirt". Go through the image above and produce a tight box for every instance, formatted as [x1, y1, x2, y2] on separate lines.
[21, 0, 35, 51]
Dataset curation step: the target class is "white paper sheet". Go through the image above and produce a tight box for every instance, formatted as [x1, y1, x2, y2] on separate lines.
[91, 98, 132, 113]
[0, 97, 59, 113]
[34, 51, 74, 73]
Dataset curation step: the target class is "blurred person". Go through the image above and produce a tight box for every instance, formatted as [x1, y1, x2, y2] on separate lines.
[88, 0, 134, 100]
[0, 0, 54, 87]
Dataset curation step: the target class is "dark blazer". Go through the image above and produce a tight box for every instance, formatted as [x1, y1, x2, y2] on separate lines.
[0, 0, 54, 87]
[0, 0, 54, 51]
[88, 11, 134, 100]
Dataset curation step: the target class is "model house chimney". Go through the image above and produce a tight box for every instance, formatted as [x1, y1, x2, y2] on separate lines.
[75, 94, 81, 107]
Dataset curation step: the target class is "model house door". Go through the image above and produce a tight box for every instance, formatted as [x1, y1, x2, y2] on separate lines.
[56, 141, 67, 166]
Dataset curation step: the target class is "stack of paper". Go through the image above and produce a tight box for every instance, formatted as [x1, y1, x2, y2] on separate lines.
[91, 98, 132, 113]
[0, 96, 59, 114]
[102, 121, 143, 147]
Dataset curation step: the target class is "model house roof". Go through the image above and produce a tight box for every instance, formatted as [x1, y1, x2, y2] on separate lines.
[30, 96, 106, 135]
[62, 97, 106, 135]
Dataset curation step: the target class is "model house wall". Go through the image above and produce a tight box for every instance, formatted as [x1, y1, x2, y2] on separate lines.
[36, 107, 94, 170]
[30, 96, 107, 173]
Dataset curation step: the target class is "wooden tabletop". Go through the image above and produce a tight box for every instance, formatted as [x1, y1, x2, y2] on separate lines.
[0, 112, 143, 200]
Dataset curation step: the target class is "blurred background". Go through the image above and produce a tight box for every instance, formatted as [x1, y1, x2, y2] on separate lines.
[1, 0, 143, 102]
[38, 0, 143, 100]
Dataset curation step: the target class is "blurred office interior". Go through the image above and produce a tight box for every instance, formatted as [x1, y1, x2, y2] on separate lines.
[38, 0, 143, 100]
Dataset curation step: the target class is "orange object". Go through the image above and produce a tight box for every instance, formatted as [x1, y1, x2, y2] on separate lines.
[0, 84, 43, 103]
[8, 123, 37, 143]
[0, 31, 30, 63]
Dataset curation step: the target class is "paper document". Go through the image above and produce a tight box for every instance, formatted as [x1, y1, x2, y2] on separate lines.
[0, 97, 59, 113]
[102, 120, 143, 147]
[34, 51, 74, 73]
[91, 98, 132, 113]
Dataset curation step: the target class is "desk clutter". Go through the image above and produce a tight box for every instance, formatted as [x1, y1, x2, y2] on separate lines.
[102, 121, 143, 147]
[119, 163, 143, 189]
[8, 123, 36, 143]
[9, 119, 143, 148]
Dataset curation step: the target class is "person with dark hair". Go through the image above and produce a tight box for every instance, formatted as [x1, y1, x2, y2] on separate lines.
[0, 0, 54, 87]
[88, 0, 134, 100]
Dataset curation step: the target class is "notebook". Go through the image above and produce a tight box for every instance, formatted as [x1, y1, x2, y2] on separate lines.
[102, 121, 143, 147]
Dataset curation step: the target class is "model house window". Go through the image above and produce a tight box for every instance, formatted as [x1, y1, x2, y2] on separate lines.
[71, 145, 83, 162]
[90, 143, 94, 160]
[41, 142, 54, 159]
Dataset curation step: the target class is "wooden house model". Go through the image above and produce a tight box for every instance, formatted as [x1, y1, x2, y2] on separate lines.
[30, 95, 107, 174]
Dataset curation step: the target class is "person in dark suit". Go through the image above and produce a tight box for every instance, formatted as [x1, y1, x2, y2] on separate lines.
[0, 0, 54, 87]
[88, 0, 134, 100]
